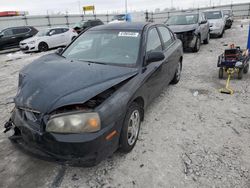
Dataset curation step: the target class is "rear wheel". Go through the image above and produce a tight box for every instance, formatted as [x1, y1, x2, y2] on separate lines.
[219, 29, 224, 38]
[171, 61, 182, 84]
[243, 63, 249, 74]
[120, 102, 142, 153]
[219, 68, 224, 79]
[203, 32, 210, 44]
[192, 36, 201, 52]
[38, 42, 49, 52]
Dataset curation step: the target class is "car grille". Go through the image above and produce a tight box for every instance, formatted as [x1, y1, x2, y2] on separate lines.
[20, 43, 26, 45]
[176, 31, 194, 42]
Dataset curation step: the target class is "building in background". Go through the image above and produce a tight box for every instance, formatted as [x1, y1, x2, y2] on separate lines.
[0, 11, 28, 17]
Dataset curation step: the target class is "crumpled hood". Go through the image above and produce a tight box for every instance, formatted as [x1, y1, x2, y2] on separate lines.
[15, 53, 138, 113]
[168, 24, 197, 33]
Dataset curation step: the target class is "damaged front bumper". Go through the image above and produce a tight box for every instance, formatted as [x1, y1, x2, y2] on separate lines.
[176, 31, 197, 49]
[5, 108, 120, 166]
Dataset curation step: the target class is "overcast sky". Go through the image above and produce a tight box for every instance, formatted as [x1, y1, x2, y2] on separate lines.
[0, 0, 249, 15]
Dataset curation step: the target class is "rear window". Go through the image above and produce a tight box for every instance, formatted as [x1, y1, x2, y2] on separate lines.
[205, 11, 222, 19]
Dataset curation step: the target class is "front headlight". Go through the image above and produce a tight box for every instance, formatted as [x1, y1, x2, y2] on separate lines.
[28, 41, 35, 44]
[46, 112, 101, 133]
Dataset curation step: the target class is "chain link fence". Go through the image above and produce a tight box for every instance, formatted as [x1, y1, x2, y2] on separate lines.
[145, 2, 250, 23]
[0, 2, 249, 30]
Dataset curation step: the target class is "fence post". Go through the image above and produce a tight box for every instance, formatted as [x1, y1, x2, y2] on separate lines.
[248, 3, 250, 18]
[23, 15, 28, 26]
[65, 15, 69, 27]
[151, 12, 154, 22]
[145, 10, 149, 22]
[46, 15, 51, 27]
[106, 13, 109, 23]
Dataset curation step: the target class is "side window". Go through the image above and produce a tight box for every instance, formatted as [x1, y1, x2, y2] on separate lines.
[55, 29, 64, 34]
[158, 27, 173, 49]
[63, 28, 69, 32]
[146, 28, 162, 52]
[3, 29, 13, 36]
[12, 28, 30, 35]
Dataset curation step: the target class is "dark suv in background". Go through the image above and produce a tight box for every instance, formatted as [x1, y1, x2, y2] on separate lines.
[73, 19, 104, 34]
[165, 12, 210, 52]
[0, 26, 38, 50]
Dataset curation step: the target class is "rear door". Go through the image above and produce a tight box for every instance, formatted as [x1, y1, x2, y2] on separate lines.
[157, 26, 179, 84]
[12, 27, 32, 44]
[0, 28, 16, 49]
[199, 13, 208, 40]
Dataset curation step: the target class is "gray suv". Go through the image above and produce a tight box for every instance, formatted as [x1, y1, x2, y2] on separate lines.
[165, 12, 210, 52]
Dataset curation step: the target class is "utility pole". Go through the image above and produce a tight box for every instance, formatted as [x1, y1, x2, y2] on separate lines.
[125, 0, 128, 14]
[78, 1, 81, 15]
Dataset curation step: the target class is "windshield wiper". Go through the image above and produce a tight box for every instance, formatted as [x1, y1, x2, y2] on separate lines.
[81, 60, 108, 65]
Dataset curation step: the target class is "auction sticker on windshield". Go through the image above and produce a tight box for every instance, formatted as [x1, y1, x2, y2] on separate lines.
[118, 32, 139, 37]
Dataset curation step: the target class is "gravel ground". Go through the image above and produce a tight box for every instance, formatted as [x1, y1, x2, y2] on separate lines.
[0, 20, 249, 188]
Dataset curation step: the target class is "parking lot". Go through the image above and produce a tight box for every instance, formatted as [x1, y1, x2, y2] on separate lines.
[0, 19, 250, 188]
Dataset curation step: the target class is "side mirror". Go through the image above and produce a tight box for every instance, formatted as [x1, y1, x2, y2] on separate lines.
[0, 34, 3, 38]
[200, 20, 207, 24]
[56, 47, 64, 55]
[146, 51, 165, 64]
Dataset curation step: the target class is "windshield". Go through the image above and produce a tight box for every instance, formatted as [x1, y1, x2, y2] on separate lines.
[36, 29, 49, 37]
[74, 21, 88, 28]
[112, 15, 126, 21]
[62, 30, 141, 66]
[166, 14, 198, 25]
[204, 11, 222, 19]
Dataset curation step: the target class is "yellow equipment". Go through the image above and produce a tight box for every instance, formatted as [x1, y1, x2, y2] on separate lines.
[219, 68, 234, 95]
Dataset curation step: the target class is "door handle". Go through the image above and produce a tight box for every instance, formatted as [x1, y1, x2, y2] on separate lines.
[11, 36, 16, 39]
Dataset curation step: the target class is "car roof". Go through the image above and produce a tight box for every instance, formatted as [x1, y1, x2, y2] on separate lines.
[89, 22, 149, 31]
[2, 26, 34, 30]
[172, 12, 199, 16]
[203, 9, 222, 12]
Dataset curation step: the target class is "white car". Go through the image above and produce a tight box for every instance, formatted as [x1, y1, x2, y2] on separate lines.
[204, 10, 226, 38]
[19, 27, 78, 52]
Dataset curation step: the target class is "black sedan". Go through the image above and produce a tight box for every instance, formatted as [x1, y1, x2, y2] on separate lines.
[4, 22, 183, 166]
[0, 26, 38, 51]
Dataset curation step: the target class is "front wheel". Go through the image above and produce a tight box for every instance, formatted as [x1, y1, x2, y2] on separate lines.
[203, 33, 210, 44]
[243, 63, 249, 74]
[192, 36, 201, 52]
[238, 68, 243, 79]
[120, 102, 142, 153]
[38, 42, 49, 52]
[171, 61, 182, 85]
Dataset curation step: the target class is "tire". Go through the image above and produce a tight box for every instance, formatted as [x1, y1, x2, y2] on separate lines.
[192, 36, 201, 52]
[238, 68, 243, 79]
[219, 68, 224, 79]
[171, 61, 182, 85]
[218, 29, 224, 38]
[203, 32, 210, 44]
[243, 63, 249, 74]
[120, 102, 142, 153]
[38, 42, 49, 52]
